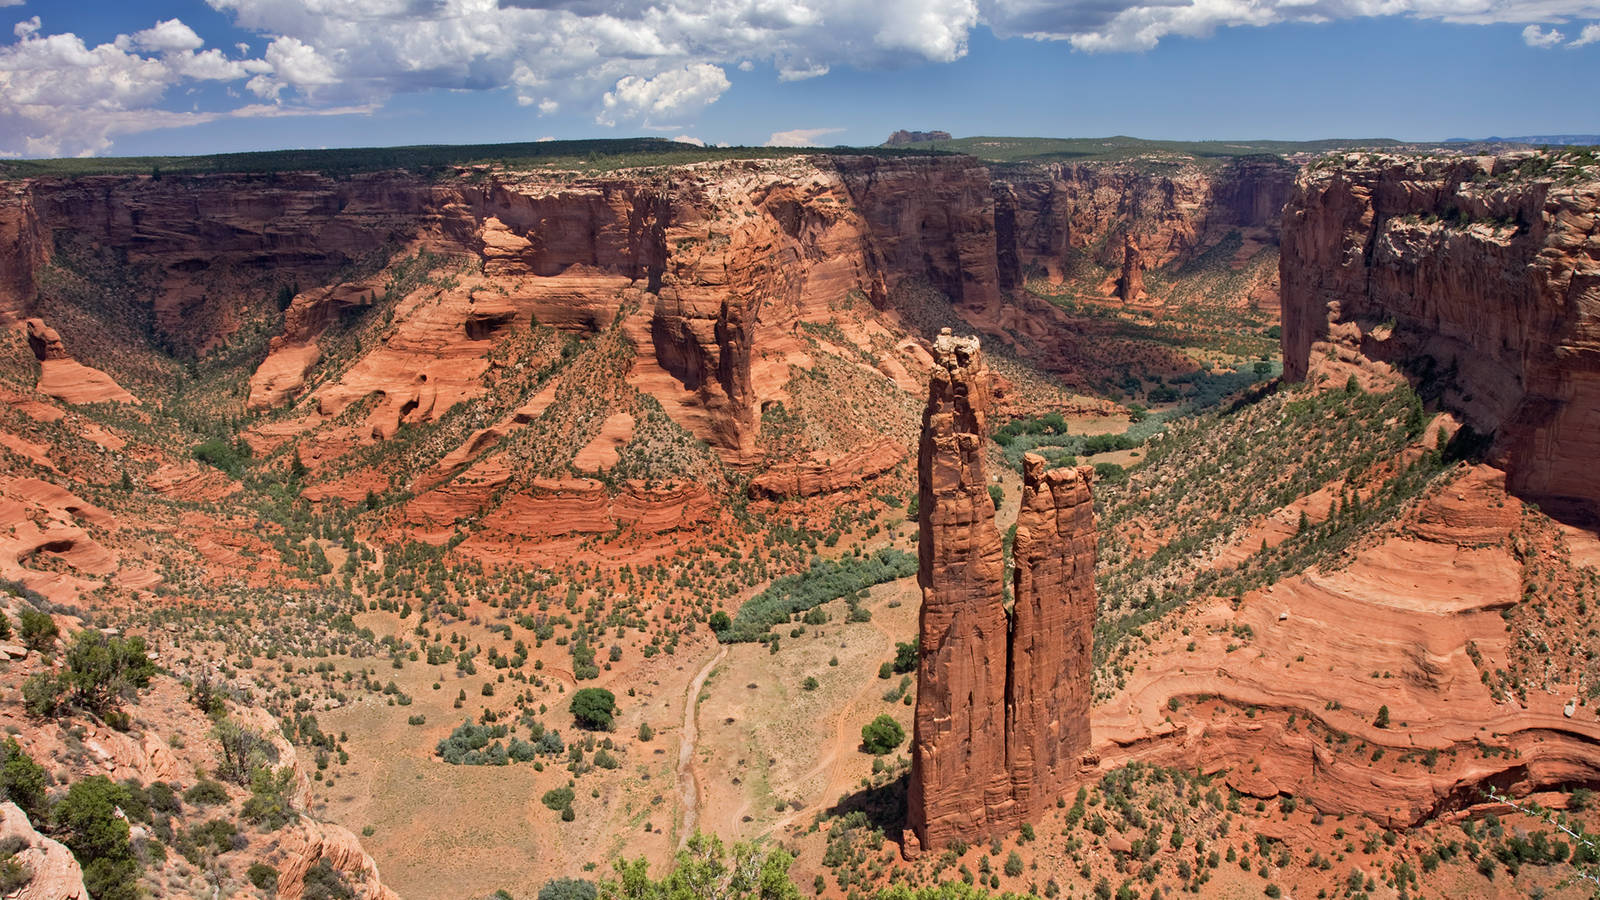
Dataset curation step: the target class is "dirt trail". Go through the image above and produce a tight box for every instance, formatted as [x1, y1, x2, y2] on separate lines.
[760, 611, 903, 839]
[678, 643, 727, 847]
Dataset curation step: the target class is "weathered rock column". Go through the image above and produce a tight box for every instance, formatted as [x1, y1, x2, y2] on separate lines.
[906, 334, 1098, 855]
[1007, 453, 1096, 816]
[906, 329, 1013, 854]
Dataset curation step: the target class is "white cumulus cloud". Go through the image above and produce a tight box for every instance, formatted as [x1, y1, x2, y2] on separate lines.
[1523, 23, 1566, 45]
[765, 126, 843, 147]
[1571, 22, 1600, 44]
[598, 63, 731, 126]
[982, 0, 1600, 51]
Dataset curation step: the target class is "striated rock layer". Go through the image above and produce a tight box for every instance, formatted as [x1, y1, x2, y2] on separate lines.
[907, 334, 1096, 853]
[1007, 454, 1096, 816]
[1280, 152, 1600, 519]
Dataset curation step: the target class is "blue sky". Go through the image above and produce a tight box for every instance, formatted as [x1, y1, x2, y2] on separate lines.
[2, 0, 1597, 158]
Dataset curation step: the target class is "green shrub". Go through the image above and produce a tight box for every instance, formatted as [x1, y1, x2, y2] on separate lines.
[542, 786, 575, 813]
[539, 877, 597, 900]
[569, 688, 617, 731]
[861, 714, 905, 755]
[61, 631, 155, 715]
[55, 776, 140, 900]
[721, 550, 915, 643]
[0, 740, 47, 820]
[20, 673, 61, 718]
[241, 767, 297, 830]
[435, 721, 510, 765]
[184, 779, 230, 806]
[248, 862, 279, 890]
[16, 608, 56, 653]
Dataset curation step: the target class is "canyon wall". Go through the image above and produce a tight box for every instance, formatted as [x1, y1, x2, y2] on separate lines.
[992, 155, 1296, 290]
[1280, 153, 1600, 519]
[907, 333, 1096, 853]
[0, 156, 1003, 461]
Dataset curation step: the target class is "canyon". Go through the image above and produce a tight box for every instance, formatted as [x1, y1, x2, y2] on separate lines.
[0, 141, 1595, 899]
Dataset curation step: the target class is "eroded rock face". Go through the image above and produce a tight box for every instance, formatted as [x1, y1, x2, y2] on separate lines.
[1281, 152, 1600, 519]
[907, 331, 1013, 851]
[1007, 455, 1096, 815]
[992, 156, 1296, 289]
[907, 335, 1096, 853]
[0, 802, 88, 900]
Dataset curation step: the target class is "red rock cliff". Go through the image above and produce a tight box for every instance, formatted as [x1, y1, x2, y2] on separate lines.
[993, 155, 1296, 290]
[1280, 152, 1600, 519]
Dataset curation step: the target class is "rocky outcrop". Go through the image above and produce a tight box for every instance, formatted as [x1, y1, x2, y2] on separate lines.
[1114, 232, 1145, 302]
[884, 130, 952, 146]
[23, 318, 138, 405]
[0, 802, 88, 900]
[1094, 464, 1600, 828]
[1280, 151, 1600, 519]
[0, 184, 46, 323]
[835, 156, 1002, 318]
[1006, 455, 1096, 816]
[276, 820, 399, 900]
[748, 437, 904, 499]
[907, 333, 1096, 853]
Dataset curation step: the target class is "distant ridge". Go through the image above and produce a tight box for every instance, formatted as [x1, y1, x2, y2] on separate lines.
[1445, 134, 1600, 145]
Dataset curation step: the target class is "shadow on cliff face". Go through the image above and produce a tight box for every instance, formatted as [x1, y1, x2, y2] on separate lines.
[825, 773, 907, 837]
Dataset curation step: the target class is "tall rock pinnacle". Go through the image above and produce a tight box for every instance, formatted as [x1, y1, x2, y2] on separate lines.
[907, 329, 1014, 852]
[1007, 453, 1096, 814]
[906, 330, 1096, 854]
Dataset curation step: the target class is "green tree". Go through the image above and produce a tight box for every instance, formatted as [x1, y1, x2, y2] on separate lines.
[61, 631, 155, 714]
[1374, 705, 1390, 728]
[570, 688, 617, 731]
[20, 673, 62, 718]
[0, 739, 47, 820]
[604, 832, 800, 900]
[55, 776, 140, 900]
[17, 608, 56, 653]
[861, 714, 905, 755]
[212, 717, 276, 785]
[708, 611, 731, 634]
[1004, 851, 1023, 877]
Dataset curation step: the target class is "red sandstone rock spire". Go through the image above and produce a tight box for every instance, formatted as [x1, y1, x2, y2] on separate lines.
[1007, 453, 1096, 814]
[1116, 232, 1145, 302]
[906, 329, 1013, 854]
[906, 333, 1096, 856]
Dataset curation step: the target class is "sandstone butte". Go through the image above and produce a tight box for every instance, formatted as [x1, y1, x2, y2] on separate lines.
[1281, 152, 1600, 521]
[906, 330, 1097, 854]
